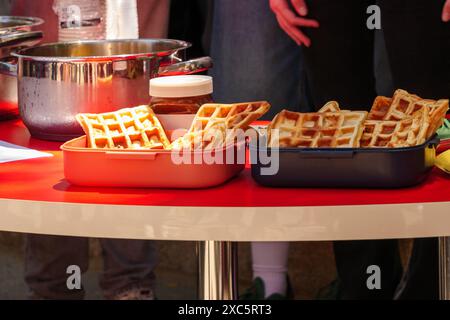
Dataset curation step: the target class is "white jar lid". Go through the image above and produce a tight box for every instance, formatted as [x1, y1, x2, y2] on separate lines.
[150, 75, 213, 98]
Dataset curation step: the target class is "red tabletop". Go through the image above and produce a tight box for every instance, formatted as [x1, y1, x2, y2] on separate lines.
[1, 119, 450, 208]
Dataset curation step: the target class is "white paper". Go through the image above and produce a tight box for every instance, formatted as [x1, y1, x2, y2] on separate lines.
[0, 141, 53, 164]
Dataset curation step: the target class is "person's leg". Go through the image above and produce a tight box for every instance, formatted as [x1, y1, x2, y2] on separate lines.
[98, 239, 158, 300]
[210, 0, 311, 119]
[394, 238, 439, 300]
[25, 235, 89, 300]
[302, 0, 403, 299]
[379, 0, 449, 300]
[251, 242, 290, 297]
[379, 0, 449, 99]
[210, 0, 308, 299]
[334, 240, 402, 299]
[0, 0, 12, 15]
[303, 0, 377, 110]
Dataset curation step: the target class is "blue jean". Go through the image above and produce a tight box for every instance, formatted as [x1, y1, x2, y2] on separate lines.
[209, 0, 313, 119]
[25, 235, 157, 300]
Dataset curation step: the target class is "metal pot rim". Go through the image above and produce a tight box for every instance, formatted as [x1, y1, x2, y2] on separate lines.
[0, 16, 44, 32]
[12, 39, 192, 62]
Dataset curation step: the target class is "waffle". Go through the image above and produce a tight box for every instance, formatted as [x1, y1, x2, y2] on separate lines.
[268, 110, 368, 148]
[76, 105, 170, 150]
[367, 96, 394, 120]
[171, 101, 271, 150]
[369, 89, 449, 139]
[318, 101, 353, 113]
[369, 89, 447, 120]
[318, 101, 341, 113]
[423, 100, 449, 138]
[361, 116, 427, 148]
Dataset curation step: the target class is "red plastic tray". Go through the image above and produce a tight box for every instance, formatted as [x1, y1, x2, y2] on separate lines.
[61, 136, 245, 189]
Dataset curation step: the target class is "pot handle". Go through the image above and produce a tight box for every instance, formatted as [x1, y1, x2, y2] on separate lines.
[158, 56, 213, 77]
[0, 30, 43, 49]
[0, 57, 18, 77]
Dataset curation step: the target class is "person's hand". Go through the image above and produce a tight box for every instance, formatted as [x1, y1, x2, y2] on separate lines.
[270, 0, 319, 47]
[443, 0, 450, 22]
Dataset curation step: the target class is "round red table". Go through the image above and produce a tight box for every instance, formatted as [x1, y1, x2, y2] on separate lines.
[1, 119, 450, 300]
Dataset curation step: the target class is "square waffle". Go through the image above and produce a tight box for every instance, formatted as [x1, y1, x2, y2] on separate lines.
[369, 89, 448, 119]
[318, 101, 342, 113]
[367, 96, 394, 120]
[361, 116, 427, 148]
[76, 105, 170, 150]
[268, 110, 368, 148]
[188, 101, 271, 132]
[171, 101, 271, 150]
[368, 89, 449, 140]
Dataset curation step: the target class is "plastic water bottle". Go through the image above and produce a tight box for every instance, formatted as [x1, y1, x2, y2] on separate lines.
[105, 0, 139, 40]
[53, 0, 107, 41]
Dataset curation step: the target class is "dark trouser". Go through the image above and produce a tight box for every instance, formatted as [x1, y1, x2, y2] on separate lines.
[303, 0, 449, 110]
[334, 238, 439, 300]
[303, 0, 449, 299]
[25, 235, 157, 300]
[333, 240, 402, 299]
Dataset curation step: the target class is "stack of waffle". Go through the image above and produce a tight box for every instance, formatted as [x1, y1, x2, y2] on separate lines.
[362, 90, 448, 147]
[171, 101, 271, 150]
[361, 117, 425, 148]
[367, 89, 448, 143]
[76, 105, 171, 150]
[268, 109, 367, 148]
[268, 89, 448, 149]
[76, 102, 271, 151]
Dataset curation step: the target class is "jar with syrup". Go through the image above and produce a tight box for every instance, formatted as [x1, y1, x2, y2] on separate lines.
[149, 75, 213, 115]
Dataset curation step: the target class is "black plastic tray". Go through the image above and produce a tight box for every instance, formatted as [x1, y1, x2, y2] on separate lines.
[250, 135, 439, 188]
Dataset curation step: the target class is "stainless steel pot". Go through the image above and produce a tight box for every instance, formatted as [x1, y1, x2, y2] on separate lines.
[0, 16, 43, 120]
[0, 39, 212, 140]
[0, 16, 44, 35]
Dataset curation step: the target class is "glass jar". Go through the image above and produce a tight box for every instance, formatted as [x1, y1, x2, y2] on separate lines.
[149, 75, 213, 115]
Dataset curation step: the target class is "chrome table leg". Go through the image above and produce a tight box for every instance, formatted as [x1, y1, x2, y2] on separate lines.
[197, 241, 238, 300]
[439, 237, 450, 300]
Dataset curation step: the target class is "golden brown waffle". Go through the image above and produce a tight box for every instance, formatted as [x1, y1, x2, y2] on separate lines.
[188, 101, 271, 132]
[268, 110, 368, 148]
[423, 99, 449, 138]
[170, 125, 227, 151]
[369, 89, 424, 121]
[318, 101, 341, 113]
[367, 96, 394, 120]
[368, 89, 449, 140]
[361, 116, 427, 148]
[369, 89, 447, 120]
[76, 105, 170, 150]
[172, 101, 271, 150]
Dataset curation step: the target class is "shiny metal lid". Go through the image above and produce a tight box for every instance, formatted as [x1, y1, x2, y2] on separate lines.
[0, 30, 43, 47]
[0, 16, 44, 58]
[0, 16, 44, 35]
